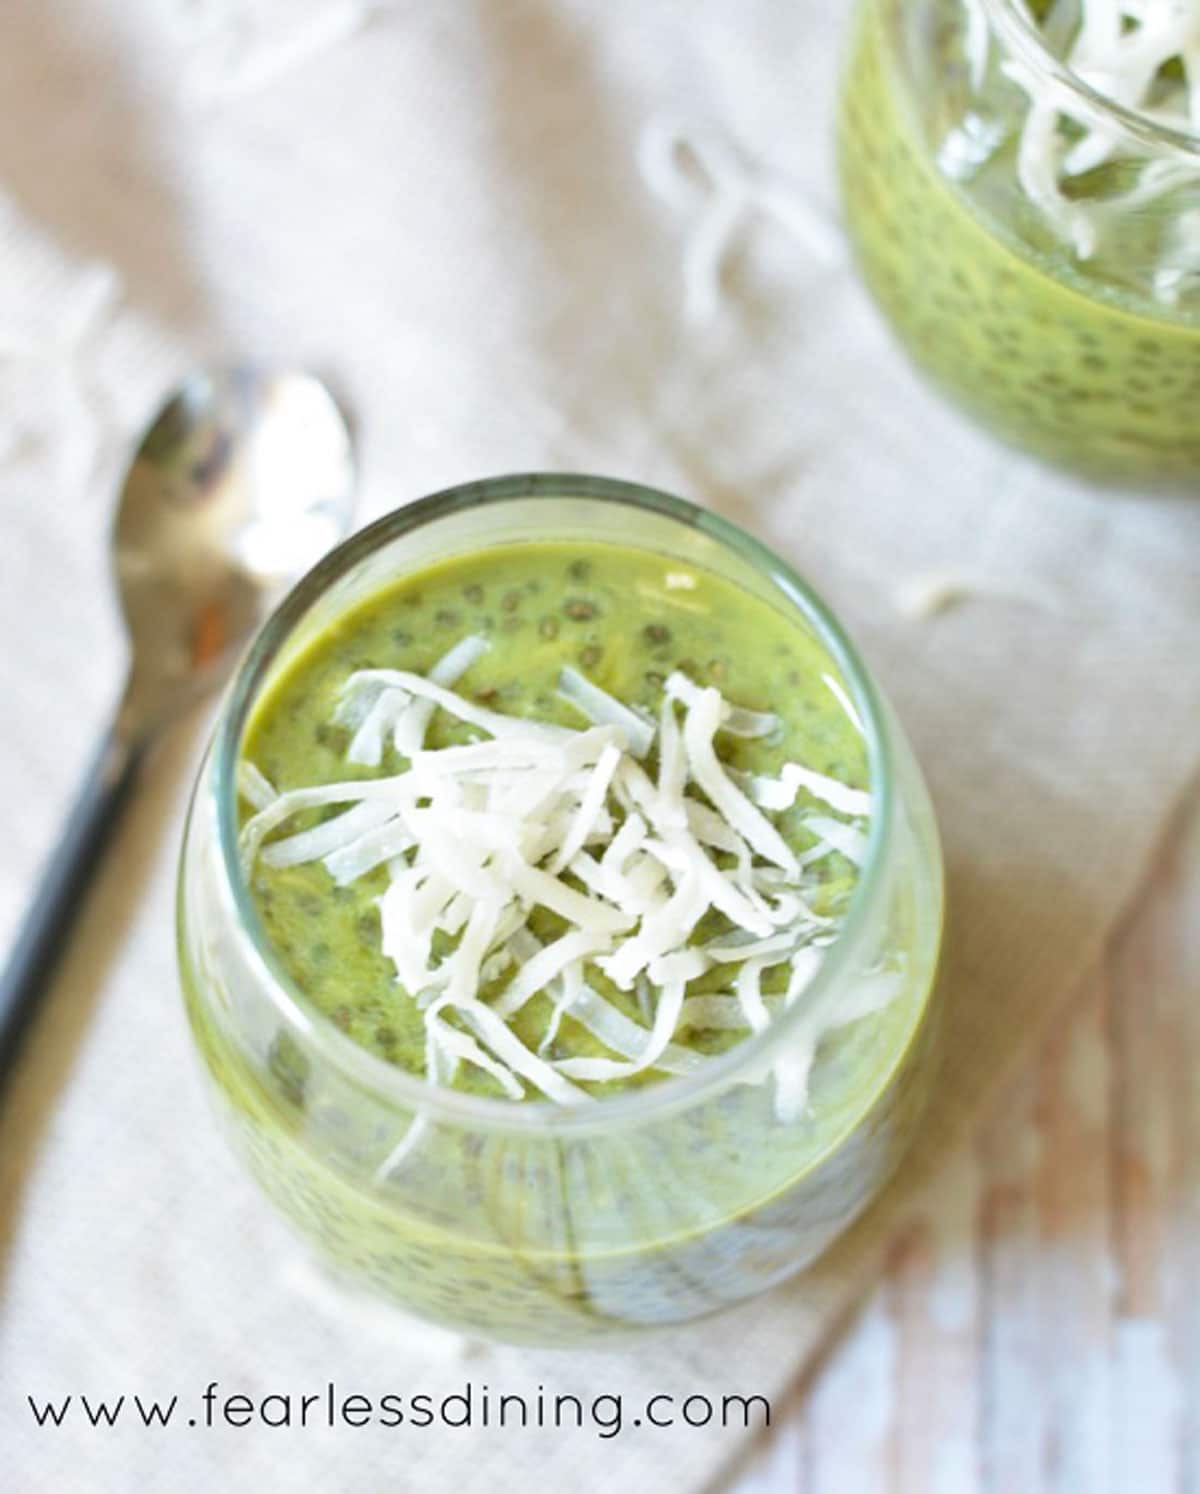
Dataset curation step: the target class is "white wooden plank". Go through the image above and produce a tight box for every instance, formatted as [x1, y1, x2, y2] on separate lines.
[1109, 796, 1200, 1494]
[1171, 806, 1200, 1494]
[1034, 980, 1115, 1494]
[978, 1064, 1047, 1494]
[885, 1145, 984, 1494]
[800, 1285, 895, 1494]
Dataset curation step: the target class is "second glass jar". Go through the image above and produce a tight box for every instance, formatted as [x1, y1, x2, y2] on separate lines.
[838, 0, 1200, 486]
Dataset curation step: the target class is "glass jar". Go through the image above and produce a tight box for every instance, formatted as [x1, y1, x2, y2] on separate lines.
[177, 474, 944, 1347]
[838, 0, 1200, 486]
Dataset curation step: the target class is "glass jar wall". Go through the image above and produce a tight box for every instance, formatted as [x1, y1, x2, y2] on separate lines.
[177, 475, 944, 1346]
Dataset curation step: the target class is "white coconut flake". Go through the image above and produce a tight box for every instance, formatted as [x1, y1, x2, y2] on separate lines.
[736, 957, 772, 1033]
[239, 772, 419, 871]
[348, 667, 572, 743]
[478, 946, 515, 987]
[685, 799, 748, 855]
[1005, 68, 1100, 257]
[237, 761, 278, 811]
[548, 741, 623, 873]
[444, 900, 504, 1004]
[557, 983, 697, 1075]
[261, 799, 396, 869]
[601, 810, 648, 877]
[323, 820, 417, 885]
[387, 633, 489, 758]
[427, 1001, 526, 1101]
[378, 864, 453, 993]
[682, 686, 799, 876]
[679, 992, 780, 1031]
[767, 960, 906, 1121]
[648, 948, 710, 985]
[406, 817, 512, 902]
[333, 676, 385, 733]
[784, 943, 826, 1008]
[745, 762, 872, 818]
[553, 978, 687, 1082]
[830, 969, 905, 1026]
[659, 830, 774, 936]
[963, 0, 990, 88]
[665, 670, 779, 737]
[773, 1039, 817, 1124]
[804, 815, 869, 868]
[347, 689, 408, 767]
[438, 997, 593, 1105]
[656, 695, 689, 827]
[374, 1112, 430, 1179]
[558, 666, 655, 757]
[493, 929, 614, 1019]
[505, 857, 635, 935]
[437, 891, 473, 937]
[538, 960, 585, 1054]
[622, 852, 672, 912]
[411, 735, 565, 777]
[596, 872, 709, 990]
[430, 632, 490, 683]
[703, 929, 806, 964]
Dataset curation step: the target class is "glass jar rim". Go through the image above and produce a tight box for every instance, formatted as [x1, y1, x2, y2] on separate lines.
[982, 0, 1200, 157]
[211, 473, 898, 1136]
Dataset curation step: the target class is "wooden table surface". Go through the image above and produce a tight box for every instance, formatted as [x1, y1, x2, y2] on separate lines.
[731, 787, 1199, 1494]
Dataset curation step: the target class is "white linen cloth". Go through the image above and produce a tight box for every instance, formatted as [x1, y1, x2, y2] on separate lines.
[1, 3, 1198, 1490]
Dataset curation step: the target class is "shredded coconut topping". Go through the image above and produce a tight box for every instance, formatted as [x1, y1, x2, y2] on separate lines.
[240, 637, 890, 1136]
[971, 0, 1200, 292]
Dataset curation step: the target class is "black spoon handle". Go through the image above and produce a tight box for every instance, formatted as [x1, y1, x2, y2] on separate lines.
[0, 723, 144, 1088]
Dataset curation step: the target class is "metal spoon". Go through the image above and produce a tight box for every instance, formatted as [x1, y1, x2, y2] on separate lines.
[0, 366, 356, 1084]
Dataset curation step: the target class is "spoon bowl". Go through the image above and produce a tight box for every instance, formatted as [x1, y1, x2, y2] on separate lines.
[114, 367, 355, 738]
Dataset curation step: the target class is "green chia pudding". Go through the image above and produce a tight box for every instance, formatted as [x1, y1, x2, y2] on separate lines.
[180, 518, 942, 1344]
[838, 0, 1200, 484]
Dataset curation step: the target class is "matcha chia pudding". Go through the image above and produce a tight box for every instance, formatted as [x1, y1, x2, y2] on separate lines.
[177, 476, 943, 1345]
[838, 0, 1200, 484]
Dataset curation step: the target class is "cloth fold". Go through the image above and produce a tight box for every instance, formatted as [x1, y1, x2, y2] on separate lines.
[1, 3, 1198, 1490]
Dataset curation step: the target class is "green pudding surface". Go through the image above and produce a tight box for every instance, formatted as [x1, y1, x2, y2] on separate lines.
[838, 0, 1200, 483]
[242, 541, 867, 1100]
